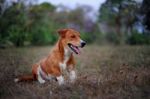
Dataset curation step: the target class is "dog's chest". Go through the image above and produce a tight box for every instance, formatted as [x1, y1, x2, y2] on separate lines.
[59, 48, 71, 70]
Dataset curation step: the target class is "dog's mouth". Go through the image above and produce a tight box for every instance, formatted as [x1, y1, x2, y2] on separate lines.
[68, 43, 81, 54]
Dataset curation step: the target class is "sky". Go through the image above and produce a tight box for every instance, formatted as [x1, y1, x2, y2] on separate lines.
[37, 0, 106, 11]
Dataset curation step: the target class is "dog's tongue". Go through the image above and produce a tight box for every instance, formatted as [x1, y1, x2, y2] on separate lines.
[74, 46, 81, 54]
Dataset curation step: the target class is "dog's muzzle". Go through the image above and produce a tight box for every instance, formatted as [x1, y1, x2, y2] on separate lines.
[81, 40, 86, 48]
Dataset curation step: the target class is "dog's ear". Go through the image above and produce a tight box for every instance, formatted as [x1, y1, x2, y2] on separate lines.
[57, 29, 68, 38]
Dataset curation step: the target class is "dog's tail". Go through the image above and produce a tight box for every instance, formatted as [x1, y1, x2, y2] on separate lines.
[14, 74, 36, 83]
[14, 64, 38, 83]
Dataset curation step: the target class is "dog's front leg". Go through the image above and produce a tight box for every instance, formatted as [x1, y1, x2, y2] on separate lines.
[67, 64, 76, 83]
[69, 70, 76, 83]
[56, 75, 64, 85]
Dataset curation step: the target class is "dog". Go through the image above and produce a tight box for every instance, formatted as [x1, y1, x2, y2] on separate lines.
[14, 28, 86, 85]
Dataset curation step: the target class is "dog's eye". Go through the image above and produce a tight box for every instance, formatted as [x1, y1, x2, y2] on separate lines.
[71, 35, 75, 38]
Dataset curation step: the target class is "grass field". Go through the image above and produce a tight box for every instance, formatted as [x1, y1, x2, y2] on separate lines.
[0, 45, 150, 99]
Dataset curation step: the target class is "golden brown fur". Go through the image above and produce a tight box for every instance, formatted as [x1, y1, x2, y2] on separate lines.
[14, 28, 86, 85]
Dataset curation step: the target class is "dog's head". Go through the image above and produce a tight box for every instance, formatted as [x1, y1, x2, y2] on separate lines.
[58, 28, 86, 54]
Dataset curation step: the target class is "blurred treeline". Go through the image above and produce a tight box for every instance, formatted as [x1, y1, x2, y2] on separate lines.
[0, 0, 150, 47]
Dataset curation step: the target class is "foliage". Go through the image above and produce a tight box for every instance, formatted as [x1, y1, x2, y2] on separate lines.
[105, 32, 120, 44]
[0, 2, 28, 46]
[98, 0, 150, 45]
[0, 0, 150, 47]
[128, 32, 150, 45]
[0, 1, 60, 46]
[0, 1, 100, 46]
[141, 0, 150, 30]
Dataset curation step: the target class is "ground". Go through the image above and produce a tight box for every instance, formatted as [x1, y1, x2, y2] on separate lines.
[0, 45, 150, 99]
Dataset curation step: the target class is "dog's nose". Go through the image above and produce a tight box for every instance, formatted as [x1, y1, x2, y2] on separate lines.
[81, 41, 86, 48]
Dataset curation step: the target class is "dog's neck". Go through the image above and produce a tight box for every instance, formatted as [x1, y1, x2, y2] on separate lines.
[57, 39, 72, 62]
[56, 39, 73, 70]
[64, 48, 72, 62]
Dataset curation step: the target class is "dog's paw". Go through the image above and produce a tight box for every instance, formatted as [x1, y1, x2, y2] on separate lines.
[14, 78, 19, 83]
[57, 75, 65, 85]
[38, 79, 46, 84]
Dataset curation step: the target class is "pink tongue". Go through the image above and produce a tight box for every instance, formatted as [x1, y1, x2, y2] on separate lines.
[74, 46, 81, 54]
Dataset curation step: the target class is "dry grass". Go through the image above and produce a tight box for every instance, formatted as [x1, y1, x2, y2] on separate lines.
[0, 45, 150, 99]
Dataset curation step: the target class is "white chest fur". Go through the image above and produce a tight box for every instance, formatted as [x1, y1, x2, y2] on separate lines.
[59, 48, 71, 70]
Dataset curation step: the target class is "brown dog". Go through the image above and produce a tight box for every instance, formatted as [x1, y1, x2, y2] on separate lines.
[14, 28, 86, 85]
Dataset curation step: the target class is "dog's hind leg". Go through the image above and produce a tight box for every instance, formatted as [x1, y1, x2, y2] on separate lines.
[37, 66, 45, 84]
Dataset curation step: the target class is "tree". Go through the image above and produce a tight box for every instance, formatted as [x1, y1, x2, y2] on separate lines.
[0, 1, 58, 46]
[0, 1, 28, 46]
[53, 5, 100, 43]
[141, 0, 150, 31]
[98, 0, 141, 44]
